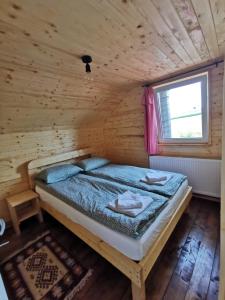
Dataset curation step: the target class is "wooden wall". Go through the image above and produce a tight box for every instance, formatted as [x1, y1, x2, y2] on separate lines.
[219, 57, 225, 300]
[104, 63, 224, 165]
[104, 88, 148, 167]
[0, 63, 112, 221]
[0, 127, 104, 221]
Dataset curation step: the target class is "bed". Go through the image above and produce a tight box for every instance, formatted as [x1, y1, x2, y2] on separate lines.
[85, 163, 186, 197]
[28, 148, 192, 300]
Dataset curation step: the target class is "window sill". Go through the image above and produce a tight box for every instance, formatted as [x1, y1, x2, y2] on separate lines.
[158, 142, 210, 146]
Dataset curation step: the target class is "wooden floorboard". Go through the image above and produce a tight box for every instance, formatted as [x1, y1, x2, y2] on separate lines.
[0, 198, 220, 300]
[164, 199, 210, 299]
[185, 201, 219, 300]
[146, 198, 200, 300]
[206, 236, 220, 300]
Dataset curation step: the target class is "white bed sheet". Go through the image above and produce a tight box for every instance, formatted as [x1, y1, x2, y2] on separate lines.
[36, 179, 188, 260]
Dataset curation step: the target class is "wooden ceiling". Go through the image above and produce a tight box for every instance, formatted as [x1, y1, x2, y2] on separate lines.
[1, 0, 225, 85]
[0, 0, 225, 132]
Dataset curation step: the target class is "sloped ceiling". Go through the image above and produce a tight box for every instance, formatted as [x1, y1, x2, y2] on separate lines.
[0, 0, 225, 132]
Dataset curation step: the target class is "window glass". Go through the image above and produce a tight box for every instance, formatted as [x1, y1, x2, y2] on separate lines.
[154, 73, 208, 143]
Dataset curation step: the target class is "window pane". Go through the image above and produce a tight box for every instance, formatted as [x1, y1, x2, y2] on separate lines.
[170, 115, 202, 138]
[156, 80, 204, 140]
[168, 82, 202, 119]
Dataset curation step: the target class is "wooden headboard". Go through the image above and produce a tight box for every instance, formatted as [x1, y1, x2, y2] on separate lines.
[27, 148, 92, 188]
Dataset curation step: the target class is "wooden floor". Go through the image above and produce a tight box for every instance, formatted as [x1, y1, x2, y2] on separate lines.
[0, 197, 220, 300]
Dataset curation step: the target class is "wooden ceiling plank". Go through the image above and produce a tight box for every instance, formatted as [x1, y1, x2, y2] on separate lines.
[191, 0, 220, 58]
[1, 0, 222, 86]
[0, 5, 154, 84]
[210, 0, 225, 54]
[134, 0, 193, 65]
[0, 0, 224, 135]
[151, 0, 202, 64]
[56, 0, 183, 79]
[90, 0, 186, 76]
[87, 0, 182, 73]
[172, 0, 210, 60]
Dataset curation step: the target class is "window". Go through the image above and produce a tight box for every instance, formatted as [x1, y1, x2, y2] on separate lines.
[154, 72, 209, 144]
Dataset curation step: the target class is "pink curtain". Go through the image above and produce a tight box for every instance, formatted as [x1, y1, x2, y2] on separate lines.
[142, 87, 158, 155]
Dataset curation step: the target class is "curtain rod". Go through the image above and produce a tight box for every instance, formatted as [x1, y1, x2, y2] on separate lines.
[142, 59, 224, 87]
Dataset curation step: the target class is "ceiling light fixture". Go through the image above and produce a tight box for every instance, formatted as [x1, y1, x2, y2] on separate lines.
[81, 55, 92, 73]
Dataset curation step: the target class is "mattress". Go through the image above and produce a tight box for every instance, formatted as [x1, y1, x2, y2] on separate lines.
[85, 164, 187, 197]
[36, 179, 188, 260]
[35, 174, 167, 238]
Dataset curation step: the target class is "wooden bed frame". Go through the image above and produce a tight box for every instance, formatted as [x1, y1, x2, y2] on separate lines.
[27, 148, 192, 300]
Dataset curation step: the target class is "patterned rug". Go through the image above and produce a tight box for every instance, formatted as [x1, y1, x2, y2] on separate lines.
[1, 231, 93, 300]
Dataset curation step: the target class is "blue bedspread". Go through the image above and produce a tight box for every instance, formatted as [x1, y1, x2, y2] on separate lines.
[86, 164, 187, 197]
[36, 174, 167, 239]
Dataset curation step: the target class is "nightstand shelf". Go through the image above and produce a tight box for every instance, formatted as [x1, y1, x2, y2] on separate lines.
[6, 190, 43, 235]
[18, 207, 40, 223]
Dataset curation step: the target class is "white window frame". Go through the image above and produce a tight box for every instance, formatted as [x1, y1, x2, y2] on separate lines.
[154, 72, 209, 144]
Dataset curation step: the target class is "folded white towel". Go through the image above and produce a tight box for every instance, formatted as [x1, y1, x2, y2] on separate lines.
[145, 175, 167, 183]
[141, 170, 173, 186]
[108, 192, 153, 217]
[116, 191, 143, 209]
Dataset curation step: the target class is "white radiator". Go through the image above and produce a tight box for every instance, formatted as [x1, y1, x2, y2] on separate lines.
[149, 156, 221, 198]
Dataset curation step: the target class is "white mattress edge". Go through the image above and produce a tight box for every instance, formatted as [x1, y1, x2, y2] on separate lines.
[36, 179, 188, 260]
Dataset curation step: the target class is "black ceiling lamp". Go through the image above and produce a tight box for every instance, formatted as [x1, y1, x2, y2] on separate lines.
[81, 55, 92, 73]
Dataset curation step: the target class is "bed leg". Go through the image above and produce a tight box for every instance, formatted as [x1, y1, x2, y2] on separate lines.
[131, 281, 146, 300]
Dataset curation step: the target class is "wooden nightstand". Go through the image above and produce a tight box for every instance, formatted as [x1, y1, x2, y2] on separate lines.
[6, 190, 43, 235]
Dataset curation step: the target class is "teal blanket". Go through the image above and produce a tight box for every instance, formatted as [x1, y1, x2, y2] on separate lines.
[86, 164, 187, 197]
[36, 174, 167, 239]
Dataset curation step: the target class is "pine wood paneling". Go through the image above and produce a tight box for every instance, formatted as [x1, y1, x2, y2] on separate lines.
[0, 128, 104, 220]
[172, 0, 210, 60]
[104, 88, 148, 167]
[104, 63, 224, 165]
[191, 0, 219, 58]
[0, 0, 225, 87]
[1, 0, 225, 221]
[210, 0, 225, 54]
